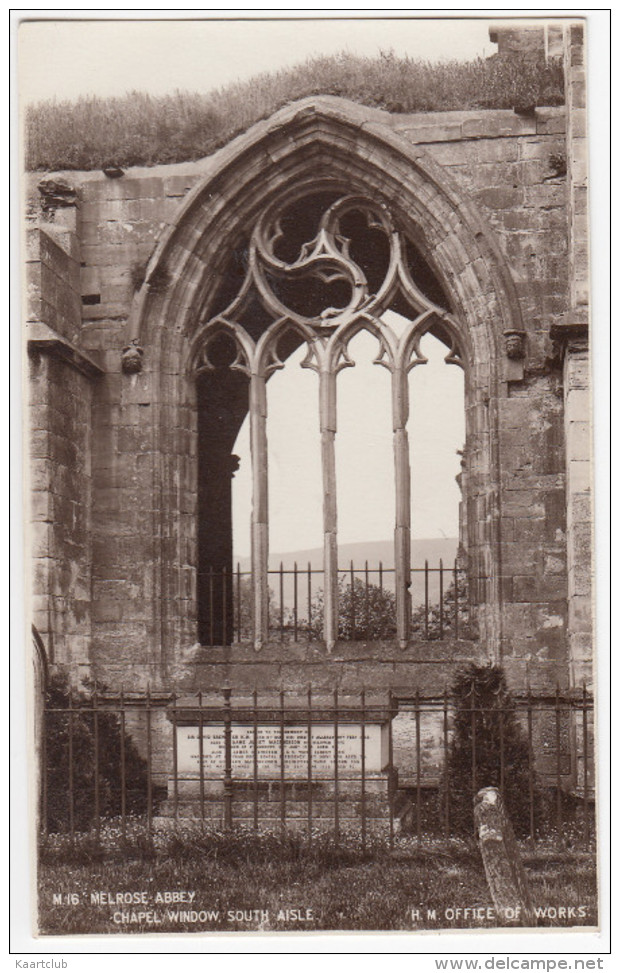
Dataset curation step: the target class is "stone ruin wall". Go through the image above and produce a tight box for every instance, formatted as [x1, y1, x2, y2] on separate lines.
[26, 25, 592, 701]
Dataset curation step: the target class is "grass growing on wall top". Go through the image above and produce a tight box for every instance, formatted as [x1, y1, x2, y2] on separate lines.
[25, 51, 564, 172]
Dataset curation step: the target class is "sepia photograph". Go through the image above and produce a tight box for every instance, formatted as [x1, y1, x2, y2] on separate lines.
[16, 12, 605, 944]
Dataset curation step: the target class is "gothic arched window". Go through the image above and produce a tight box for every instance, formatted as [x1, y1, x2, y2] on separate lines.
[191, 190, 464, 651]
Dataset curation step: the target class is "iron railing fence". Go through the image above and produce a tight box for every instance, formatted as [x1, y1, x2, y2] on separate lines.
[40, 686, 594, 850]
[206, 561, 481, 645]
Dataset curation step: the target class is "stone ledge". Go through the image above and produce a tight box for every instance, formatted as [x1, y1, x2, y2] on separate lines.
[180, 637, 485, 665]
[550, 308, 589, 344]
[27, 322, 104, 378]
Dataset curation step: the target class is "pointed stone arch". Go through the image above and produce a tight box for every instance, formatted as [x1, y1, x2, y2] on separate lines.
[123, 96, 524, 666]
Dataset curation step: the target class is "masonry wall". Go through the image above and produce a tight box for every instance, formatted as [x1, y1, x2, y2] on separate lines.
[26, 85, 589, 696]
[26, 225, 81, 345]
[561, 22, 593, 688]
[26, 214, 99, 676]
[29, 350, 94, 672]
[415, 112, 570, 686]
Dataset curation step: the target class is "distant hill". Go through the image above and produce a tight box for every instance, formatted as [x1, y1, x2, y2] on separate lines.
[234, 537, 458, 610]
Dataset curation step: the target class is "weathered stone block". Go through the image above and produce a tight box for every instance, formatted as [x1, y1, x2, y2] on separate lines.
[565, 420, 591, 461]
[512, 574, 567, 604]
[502, 491, 546, 519]
[501, 541, 539, 575]
[567, 460, 591, 495]
[462, 113, 535, 139]
[80, 176, 165, 203]
[568, 633, 592, 665]
[566, 487, 591, 523]
[31, 522, 54, 558]
[536, 112, 567, 135]
[544, 552, 566, 576]
[568, 519, 592, 562]
[568, 594, 593, 633]
[476, 186, 526, 211]
[164, 174, 202, 198]
[81, 301, 130, 321]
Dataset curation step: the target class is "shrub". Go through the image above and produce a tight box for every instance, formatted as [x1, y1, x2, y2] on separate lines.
[43, 675, 151, 833]
[309, 576, 397, 641]
[443, 664, 541, 837]
[304, 569, 477, 643]
[410, 576, 478, 641]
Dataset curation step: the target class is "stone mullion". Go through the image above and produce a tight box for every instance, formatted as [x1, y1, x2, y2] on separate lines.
[249, 369, 269, 650]
[392, 363, 411, 649]
[319, 364, 339, 653]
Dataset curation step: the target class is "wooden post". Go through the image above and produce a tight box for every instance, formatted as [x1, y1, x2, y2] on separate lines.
[250, 370, 269, 650]
[392, 363, 411, 649]
[474, 786, 537, 927]
[320, 365, 338, 652]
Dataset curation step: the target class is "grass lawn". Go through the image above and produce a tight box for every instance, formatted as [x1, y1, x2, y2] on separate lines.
[38, 841, 597, 935]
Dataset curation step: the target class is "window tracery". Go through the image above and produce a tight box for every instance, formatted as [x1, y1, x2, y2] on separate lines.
[192, 192, 464, 651]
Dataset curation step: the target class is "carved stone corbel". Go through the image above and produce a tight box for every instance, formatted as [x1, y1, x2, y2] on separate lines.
[503, 330, 526, 360]
[121, 342, 144, 374]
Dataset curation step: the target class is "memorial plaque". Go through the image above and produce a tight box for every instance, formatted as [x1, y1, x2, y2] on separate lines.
[177, 723, 388, 777]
